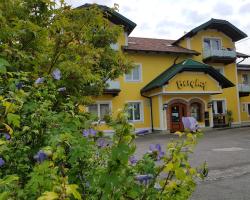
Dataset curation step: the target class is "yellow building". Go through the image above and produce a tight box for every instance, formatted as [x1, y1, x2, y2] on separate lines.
[237, 64, 250, 124]
[85, 5, 250, 133]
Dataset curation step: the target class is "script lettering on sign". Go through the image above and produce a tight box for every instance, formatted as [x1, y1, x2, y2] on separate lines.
[176, 79, 207, 90]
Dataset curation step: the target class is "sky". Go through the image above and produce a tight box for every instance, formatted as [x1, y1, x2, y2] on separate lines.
[65, 0, 250, 64]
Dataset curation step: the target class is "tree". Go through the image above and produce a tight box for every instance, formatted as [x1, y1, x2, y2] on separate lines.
[0, 0, 132, 98]
[0, 1, 206, 199]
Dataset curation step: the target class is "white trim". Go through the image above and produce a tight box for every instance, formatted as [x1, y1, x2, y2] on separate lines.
[124, 63, 142, 82]
[158, 95, 165, 130]
[126, 100, 144, 122]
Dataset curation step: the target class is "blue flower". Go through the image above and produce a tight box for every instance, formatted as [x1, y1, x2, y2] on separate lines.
[58, 87, 66, 92]
[0, 133, 11, 140]
[129, 155, 138, 165]
[97, 139, 105, 148]
[35, 77, 44, 84]
[34, 150, 48, 163]
[135, 174, 153, 184]
[16, 82, 23, 90]
[52, 68, 61, 80]
[82, 129, 97, 137]
[149, 144, 165, 160]
[0, 157, 5, 167]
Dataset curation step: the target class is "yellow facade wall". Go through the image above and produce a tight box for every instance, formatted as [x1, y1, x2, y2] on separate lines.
[178, 29, 240, 124]
[91, 25, 246, 132]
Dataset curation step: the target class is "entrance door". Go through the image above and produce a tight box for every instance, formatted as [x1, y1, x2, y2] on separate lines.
[170, 103, 187, 132]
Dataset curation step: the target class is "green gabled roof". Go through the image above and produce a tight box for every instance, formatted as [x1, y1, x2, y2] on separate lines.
[173, 18, 247, 45]
[141, 59, 235, 93]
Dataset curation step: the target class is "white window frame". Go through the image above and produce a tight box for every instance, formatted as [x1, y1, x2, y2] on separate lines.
[127, 100, 144, 122]
[212, 99, 226, 114]
[203, 37, 222, 50]
[125, 63, 142, 82]
[87, 101, 112, 122]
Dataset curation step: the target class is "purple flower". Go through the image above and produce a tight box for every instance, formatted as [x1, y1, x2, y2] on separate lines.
[135, 174, 153, 184]
[58, 87, 66, 92]
[129, 155, 137, 165]
[83, 129, 89, 137]
[182, 117, 199, 132]
[97, 139, 105, 148]
[82, 129, 97, 137]
[35, 77, 44, 84]
[0, 157, 5, 167]
[0, 133, 11, 140]
[16, 82, 23, 90]
[34, 150, 48, 163]
[52, 68, 61, 80]
[149, 144, 165, 160]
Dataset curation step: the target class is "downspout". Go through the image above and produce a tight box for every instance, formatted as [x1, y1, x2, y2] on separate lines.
[141, 93, 154, 132]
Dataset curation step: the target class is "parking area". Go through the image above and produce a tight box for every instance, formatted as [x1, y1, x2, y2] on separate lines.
[135, 127, 250, 200]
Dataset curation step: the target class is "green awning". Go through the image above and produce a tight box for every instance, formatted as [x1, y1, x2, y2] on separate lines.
[141, 59, 235, 93]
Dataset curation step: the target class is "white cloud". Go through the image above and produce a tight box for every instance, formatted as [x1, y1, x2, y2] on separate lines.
[66, 0, 250, 64]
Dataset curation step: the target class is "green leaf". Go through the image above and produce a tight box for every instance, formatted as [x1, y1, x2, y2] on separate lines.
[0, 192, 10, 200]
[66, 184, 81, 200]
[7, 113, 20, 128]
[0, 175, 19, 186]
[37, 192, 59, 200]
[0, 58, 10, 74]
[164, 162, 174, 172]
[175, 168, 186, 180]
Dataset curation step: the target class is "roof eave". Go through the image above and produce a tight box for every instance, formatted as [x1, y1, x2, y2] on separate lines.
[77, 4, 136, 35]
[122, 46, 200, 55]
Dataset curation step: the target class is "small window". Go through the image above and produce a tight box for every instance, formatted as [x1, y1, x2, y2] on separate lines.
[190, 102, 202, 121]
[88, 102, 111, 121]
[248, 104, 250, 116]
[242, 74, 248, 84]
[212, 100, 226, 114]
[204, 38, 221, 50]
[128, 102, 143, 121]
[125, 64, 141, 82]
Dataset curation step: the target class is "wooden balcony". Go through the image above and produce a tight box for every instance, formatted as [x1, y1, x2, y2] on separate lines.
[203, 49, 236, 64]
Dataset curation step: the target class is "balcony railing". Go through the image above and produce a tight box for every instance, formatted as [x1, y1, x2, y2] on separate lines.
[106, 80, 120, 90]
[104, 80, 121, 96]
[238, 83, 250, 92]
[203, 48, 236, 64]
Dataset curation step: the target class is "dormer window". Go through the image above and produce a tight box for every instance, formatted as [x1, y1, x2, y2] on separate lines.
[204, 38, 221, 50]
